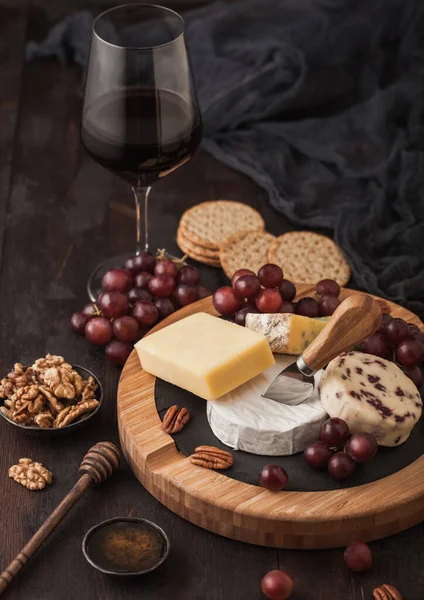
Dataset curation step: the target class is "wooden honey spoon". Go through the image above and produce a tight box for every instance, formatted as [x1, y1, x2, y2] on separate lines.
[0, 441, 120, 596]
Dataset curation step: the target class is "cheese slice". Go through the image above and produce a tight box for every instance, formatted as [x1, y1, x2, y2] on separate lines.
[135, 313, 275, 401]
[207, 355, 327, 455]
[245, 313, 328, 355]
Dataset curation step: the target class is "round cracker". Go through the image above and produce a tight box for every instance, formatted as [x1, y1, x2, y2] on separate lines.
[177, 228, 220, 258]
[177, 231, 221, 267]
[179, 201, 265, 249]
[267, 231, 351, 285]
[220, 230, 276, 278]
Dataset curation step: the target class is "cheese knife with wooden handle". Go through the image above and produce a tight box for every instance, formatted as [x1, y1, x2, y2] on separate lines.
[262, 294, 382, 405]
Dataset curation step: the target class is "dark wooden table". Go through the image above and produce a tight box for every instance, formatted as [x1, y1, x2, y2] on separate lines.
[0, 2, 422, 599]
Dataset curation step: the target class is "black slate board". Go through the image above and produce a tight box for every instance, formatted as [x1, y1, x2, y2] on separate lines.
[155, 379, 424, 492]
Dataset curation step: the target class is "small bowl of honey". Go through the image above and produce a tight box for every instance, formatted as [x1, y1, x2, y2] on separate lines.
[82, 517, 170, 576]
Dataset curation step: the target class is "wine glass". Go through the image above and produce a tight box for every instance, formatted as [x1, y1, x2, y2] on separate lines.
[81, 4, 202, 301]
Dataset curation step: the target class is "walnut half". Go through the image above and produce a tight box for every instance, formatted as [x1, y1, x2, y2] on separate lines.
[8, 458, 53, 490]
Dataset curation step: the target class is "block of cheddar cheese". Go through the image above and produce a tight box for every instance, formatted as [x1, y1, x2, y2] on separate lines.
[245, 313, 328, 355]
[135, 312, 275, 400]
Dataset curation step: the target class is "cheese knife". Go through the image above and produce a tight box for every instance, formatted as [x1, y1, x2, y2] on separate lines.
[262, 294, 382, 405]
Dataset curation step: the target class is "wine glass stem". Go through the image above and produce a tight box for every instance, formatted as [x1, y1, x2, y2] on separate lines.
[133, 185, 151, 255]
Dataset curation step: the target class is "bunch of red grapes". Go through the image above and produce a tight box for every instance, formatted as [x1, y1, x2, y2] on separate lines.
[70, 252, 211, 366]
[304, 417, 378, 481]
[359, 313, 424, 389]
[212, 264, 342, 325]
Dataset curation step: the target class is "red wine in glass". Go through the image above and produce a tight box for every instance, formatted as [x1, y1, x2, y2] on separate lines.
[82, 87, 202, 186]
[81, 5, 202, 300]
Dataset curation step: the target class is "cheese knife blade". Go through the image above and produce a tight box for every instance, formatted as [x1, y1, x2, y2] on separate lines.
[262, 294, 382, 405]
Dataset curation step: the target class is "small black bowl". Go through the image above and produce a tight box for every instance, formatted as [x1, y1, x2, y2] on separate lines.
[82, 517, 170, 576]
[0, 365, 103, 436]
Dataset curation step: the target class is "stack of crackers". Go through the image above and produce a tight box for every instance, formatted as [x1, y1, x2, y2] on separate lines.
[177, 201, 350, 286]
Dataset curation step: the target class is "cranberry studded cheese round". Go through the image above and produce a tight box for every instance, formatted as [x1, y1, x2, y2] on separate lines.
[320, 352, 422, 446]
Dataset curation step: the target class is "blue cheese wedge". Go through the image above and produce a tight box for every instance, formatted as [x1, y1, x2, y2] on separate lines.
[320, 351, 422, 446]
[245, 313, 328, 355]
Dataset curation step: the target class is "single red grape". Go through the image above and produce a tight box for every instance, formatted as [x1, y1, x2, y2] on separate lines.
[318, 295, 340, 317]
[396, 338, 424, 367]
[175, 284, 198, 307]
[231, 268, 255, 288]
[85, 317, 113, 346]
[125, 255, 146, 276]
[134, 271, 153, 290]
[256, 289, 282, 313]
[303, 441, 332, 470]
[234, 274, 261, 299]
[105, 340, 132, 366]
[82, 303, 97, 316]
[259, 465, 288, 491]
[279, 279, 296, 302]
[316, 279, 340, 297]
[359, 333, 390, 359]
[98, 291, 129, 319]
[401, 365, 423, 389]
[154, 298, 176, 320]
[128, 251, 155, 274]
[261, 570, 294, 600]
[346, 433, 378, 463]
[296, 297, 319, 318]
[197, 285, 212, 299]
[101, 268, 132, 294]
[328, 452, 356, 481]
[71, 312, 91, 336]
[132, 301, 159, 327]
[320, 418, 350, 447]
[344, 542, 373, 572]
[113, 316, 139, 343]
[213, 287, 242, 315]
[408, 327, 424, 347]
[278, 302, 295, 314]
[258, 264, 283, 288]
[178, 265, 200, 286]
[235, 305, 258, 326]
[149, 274, 176, 298]
[385, 318, 409, 345]
[375, 312, 393, 336]
[128, 288, 152, 305]
[155, 258, 178, 278]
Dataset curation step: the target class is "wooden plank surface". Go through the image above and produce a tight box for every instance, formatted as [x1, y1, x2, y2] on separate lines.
[0, 1, 422, 599]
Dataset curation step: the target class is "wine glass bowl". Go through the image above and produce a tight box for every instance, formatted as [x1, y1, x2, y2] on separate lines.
[81, 4, 202, 301]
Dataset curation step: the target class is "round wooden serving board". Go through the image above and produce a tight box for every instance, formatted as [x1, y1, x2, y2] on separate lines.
[118, 286, 424, 549]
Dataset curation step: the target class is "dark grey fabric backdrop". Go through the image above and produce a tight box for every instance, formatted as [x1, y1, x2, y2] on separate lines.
[27, 0, 424, 317]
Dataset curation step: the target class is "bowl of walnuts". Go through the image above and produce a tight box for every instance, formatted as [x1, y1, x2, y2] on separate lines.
[0, 354, 103, 436]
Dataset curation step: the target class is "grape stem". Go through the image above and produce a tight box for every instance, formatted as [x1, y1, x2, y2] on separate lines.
[156, 248, 188, 265]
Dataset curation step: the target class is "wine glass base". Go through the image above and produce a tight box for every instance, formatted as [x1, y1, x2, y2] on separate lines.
[86, 251, 184, 302]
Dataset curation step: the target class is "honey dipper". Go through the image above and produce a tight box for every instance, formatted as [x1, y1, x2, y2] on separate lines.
[0, 441, 120, 596]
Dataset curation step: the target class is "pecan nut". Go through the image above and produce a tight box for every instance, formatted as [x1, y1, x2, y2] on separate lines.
[373, 584, 403, 600]
[190, 445, 233, 470]
[8, 458, 53, 490]
[162, 405, 190, 434]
